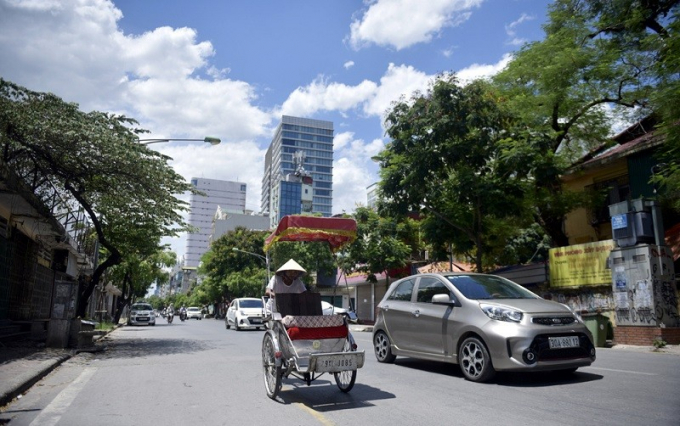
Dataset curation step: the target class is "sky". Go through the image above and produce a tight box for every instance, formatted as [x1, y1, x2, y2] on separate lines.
[0, 0, 553, 259]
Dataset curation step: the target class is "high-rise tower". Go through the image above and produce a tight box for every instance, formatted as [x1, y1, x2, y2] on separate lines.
[261, 116, 333, 228]
[185, 178, 246, 268]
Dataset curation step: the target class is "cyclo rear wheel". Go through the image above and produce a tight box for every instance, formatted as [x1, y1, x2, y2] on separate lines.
[262, 333, 282, 399]
[334, 339, 357, 392]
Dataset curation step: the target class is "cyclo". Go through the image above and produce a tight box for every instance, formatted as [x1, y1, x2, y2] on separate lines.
[261, 215, 365, 399]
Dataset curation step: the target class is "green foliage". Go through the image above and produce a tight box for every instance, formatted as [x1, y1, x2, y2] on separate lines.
[340, 207, 415, 283]
[199, 227, 270, 299]
[0, 79, 197, 316]
[653, 337, 668, 349]
[491, 0, 680, 245]
[377, 76, 529, 271]
[107, 248, 176, 321]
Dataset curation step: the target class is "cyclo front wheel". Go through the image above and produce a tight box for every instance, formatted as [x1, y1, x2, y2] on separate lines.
[262, 333, 282, 399]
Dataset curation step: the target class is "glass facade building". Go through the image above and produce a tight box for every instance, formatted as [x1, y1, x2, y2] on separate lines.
[261, 116, 333, 228]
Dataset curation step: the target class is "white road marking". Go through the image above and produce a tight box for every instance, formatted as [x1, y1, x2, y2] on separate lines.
[29, 367, 96, 426]
[586, 367, 657, 376]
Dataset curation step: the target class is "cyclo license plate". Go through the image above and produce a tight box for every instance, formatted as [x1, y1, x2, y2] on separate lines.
[315, 354, 356, 372]
[548, 336, 580, 349]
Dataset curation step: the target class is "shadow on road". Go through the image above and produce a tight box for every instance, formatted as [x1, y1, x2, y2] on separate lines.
[87, 332, 213, 360]
[388, 358, 603, 387]
[275, 378, 395, 410]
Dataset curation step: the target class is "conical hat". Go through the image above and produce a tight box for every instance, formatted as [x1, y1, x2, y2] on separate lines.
[276, 259, 306, 275]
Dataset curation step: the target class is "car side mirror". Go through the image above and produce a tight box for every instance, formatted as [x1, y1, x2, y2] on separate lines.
[432, 294, 455, 305]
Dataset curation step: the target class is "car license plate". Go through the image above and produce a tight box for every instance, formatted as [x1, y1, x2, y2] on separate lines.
[549, 336, 580, 349]
[251, 318, 261, 324]
[315, 354, 356, 372]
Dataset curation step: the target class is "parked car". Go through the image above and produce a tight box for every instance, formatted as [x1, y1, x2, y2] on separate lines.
[186, 307, 202, 320]
[226, 298, 265, 330]
[321, 301, 358, 323]
[372, 273, 596, 382]
[126, 302, 156, 326]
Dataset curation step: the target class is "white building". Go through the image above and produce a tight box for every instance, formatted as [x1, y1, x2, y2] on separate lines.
[210, 206, 270, 243]
[184, 178, 246, 268]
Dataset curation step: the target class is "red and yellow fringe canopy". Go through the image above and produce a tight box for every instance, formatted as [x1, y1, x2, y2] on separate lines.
[264, 215, 357, 252]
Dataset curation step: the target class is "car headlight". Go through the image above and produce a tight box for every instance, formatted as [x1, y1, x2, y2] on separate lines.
[480, 304, 523, 323]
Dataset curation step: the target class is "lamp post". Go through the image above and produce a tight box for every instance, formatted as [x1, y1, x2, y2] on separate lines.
[138, 137, 221, 146]
[232, 247, 271, 283]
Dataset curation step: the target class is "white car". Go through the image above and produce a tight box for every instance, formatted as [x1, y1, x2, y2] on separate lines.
[226, 298, 265, 330]
[186, 307, 202, 320]
[321, 301, 358, 323]
[126, 302, 156, 326]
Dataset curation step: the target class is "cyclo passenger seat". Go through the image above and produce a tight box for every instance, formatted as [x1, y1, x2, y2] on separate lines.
[275, 292, 347, 340]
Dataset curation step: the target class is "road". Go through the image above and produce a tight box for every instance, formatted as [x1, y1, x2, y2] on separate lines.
[1, 317, 679, 426]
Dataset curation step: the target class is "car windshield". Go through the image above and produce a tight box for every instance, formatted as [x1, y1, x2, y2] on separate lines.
[187, 307, 199, 311]
[240, 300, 263, 308]
[446, 275, 538, 300]
[132, 304, 152, 311]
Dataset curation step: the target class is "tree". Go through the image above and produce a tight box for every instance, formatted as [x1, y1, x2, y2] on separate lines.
[199, 227, 270, 300]
[0, 79, 196, 317]
[107, 249, 176, 323]
[340, 207, 415, 285]
[493, 0, 680, 243]
[376, 77, 528, 271]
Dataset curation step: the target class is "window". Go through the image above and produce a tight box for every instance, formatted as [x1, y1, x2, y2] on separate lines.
[587, 176, 630, 225]
[416, 277, 451, 303]
[387, 279, 415, 301]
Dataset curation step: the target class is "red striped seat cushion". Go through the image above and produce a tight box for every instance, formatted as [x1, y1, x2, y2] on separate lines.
[286, 325, 348, 340]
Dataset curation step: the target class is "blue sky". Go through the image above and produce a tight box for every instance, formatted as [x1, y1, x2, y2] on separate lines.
[0, 0, 552, 258]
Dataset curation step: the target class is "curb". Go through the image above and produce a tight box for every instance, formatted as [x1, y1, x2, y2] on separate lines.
[0, 353, 72, 408]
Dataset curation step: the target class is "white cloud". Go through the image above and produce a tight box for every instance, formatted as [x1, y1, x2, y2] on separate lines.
[344, 60, 355, 69]
[363, 63, 433, 118]
[456, 53, 513, 84]
[0, 0, 272, 143]
[279, 77, 378, 117]
[332, 131, 385, 214]
[505, 13, 534, 46]
[348, 0, 483, 50]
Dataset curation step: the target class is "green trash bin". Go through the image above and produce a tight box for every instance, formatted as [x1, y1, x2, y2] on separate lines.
[582, 313, 608, 347]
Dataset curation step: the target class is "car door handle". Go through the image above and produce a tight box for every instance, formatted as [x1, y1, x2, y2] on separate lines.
[412, 310, 420, 318]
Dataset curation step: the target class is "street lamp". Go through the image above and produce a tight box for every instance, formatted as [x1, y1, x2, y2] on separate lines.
[138, 136, 221, 146]
[232, 247, 271, 283]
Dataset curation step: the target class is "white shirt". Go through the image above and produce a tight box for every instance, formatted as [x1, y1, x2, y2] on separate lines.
[266, 275, 306, 312]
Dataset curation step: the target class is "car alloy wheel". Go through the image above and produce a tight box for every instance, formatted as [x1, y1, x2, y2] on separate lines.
[458, 336, 495, 382]
[373, 331, 396, 363]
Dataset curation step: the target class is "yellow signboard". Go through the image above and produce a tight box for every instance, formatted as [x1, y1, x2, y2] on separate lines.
[549, 240, 615, 288]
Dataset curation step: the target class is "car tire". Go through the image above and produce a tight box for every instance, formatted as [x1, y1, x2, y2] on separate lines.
[373, 331, 396, 363]
[225, 320, 230, 330]
[234, 321, 240, 331]
[458, 336, 495, 383]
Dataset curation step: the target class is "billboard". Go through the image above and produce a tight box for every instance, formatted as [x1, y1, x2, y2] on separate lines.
[549, 240, 615, 287]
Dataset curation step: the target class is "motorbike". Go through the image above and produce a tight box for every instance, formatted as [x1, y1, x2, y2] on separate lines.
[179, 309, 187, 321]
[167, 311, 174, 323]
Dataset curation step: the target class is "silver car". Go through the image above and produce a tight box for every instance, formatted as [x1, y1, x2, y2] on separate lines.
[373, 273, 595, 382]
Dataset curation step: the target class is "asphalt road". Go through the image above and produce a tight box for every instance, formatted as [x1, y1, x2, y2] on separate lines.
[1, 317, 679, 426]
